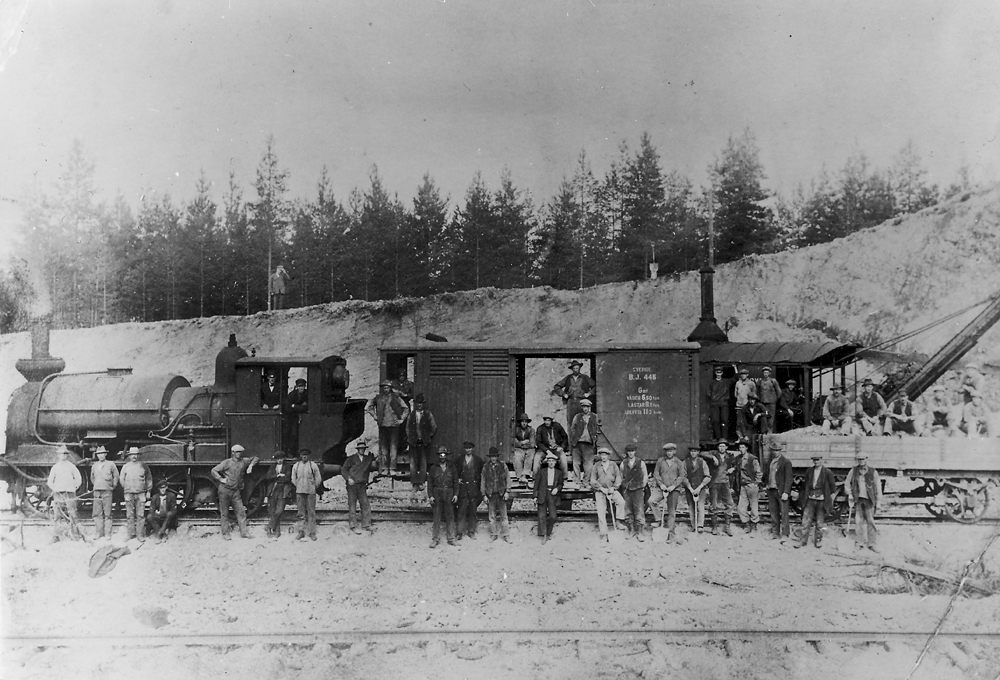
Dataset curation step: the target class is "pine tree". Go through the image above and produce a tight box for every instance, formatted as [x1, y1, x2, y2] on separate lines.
[408, 174, 449, 296]
[250, 136, 290, 311]
[710, 129, 776, 263]
[619, 133, 666, 279]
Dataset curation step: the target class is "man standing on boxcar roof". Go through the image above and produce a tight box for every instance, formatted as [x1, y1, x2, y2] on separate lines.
[211, 444, 261, 540]
[47, 447, 83, 542]
[553, 360, 595, 431]
[269, 264, 291, 311]
[342, 440, 377, 535]
[845, 453, 882, 552]
[427, 446, 457, 548]
[405, 394, 437, 491]
[292, 448, 323, 541]
[796, 455, 836, 549]
[367, 380, 410, 476]
[481, 446, 511, 543]
[119, 446, 152, 541]
[90, 445, 118, 540]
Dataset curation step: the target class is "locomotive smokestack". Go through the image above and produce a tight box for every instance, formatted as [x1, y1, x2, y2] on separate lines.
[15, 315, 66, 382]
[686, 267, 728, 345]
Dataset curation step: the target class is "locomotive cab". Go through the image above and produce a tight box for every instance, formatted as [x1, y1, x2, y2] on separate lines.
[230, 356, 365, 468]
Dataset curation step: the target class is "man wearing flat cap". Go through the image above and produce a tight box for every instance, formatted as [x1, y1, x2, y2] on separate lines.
[367, 380, 410, 476]
[796, 455, 836, 549]
[261, 370, 281, 410]
[533, 451, 564, 542]
[427, 446, 457, 547]
[211, 444, 261, 540]
[778, 379, 804, 432]
[553, 359, 595, 431]
[569, 398, 599, 488]
[844, 453, 882, 551]
[706, 366, 733, 440]
[649, 443, 686, 541]
[342, 440, 377, 534]
[619, 444, 648, 541]
[765, 441, 793, 539]
[90, 445, 118, 540]
[266, 449, 298, 538]
[590, 446, 627, 541]
[821, 384, 852, 435]
[756, 367, 782, 434]
[481, 446, 511, 542]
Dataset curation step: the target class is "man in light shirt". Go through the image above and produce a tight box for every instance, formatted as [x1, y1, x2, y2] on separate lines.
[89, 445, 118, 540]
[291, 448, 323, 541]
[590, 446, 627, 542]
[47, 447, 83, 542]
[119, 446, 152, 541]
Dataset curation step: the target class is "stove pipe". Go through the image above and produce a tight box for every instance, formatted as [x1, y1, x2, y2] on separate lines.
[686, 267, 729, 345]
[15, 316, 66, 382]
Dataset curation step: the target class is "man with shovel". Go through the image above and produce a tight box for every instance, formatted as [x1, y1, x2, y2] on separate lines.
[342, 440, 377, 535]
[649, 443, 686, 542]
[590, 446, 626, 542]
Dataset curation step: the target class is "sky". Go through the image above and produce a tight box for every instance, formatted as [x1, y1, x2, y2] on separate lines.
[0, 0, 998, 245]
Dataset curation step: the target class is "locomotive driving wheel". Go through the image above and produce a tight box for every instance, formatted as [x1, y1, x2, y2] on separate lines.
[940, 479, 990, 524]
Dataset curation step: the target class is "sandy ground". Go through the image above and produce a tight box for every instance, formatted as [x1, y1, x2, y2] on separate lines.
[2, 501, 999, 680]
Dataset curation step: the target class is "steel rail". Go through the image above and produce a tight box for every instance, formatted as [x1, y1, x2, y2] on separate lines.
[3, 628, 1000, 649]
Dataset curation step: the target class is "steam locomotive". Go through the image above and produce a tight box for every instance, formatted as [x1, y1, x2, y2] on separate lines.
[1, 329, 366, 515]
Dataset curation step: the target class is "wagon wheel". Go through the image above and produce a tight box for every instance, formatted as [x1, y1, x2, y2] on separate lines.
[942, 479, 990, 524]
[923, 503, 948, 520]
[242, 479, 269, 518]
[21, 483, 53, 517]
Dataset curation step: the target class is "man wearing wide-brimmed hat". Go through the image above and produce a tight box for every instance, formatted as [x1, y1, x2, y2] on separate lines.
[90, 445, 118, 539]
[765, 441, 793, 539]
[405, 393, 437, 491]
[119, 446, 152, 540]
[146, 479, 179, 542]
[796, 455, 836, 549]
[855, 378, 887, 436]
[552, 359, 595, 430]
[512, 413, 535, 483]
[533, 450, 564, 543]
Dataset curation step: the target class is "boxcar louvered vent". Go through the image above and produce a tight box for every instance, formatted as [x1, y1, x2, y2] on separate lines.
[428, 354, 466, 377]
[472, 351, 509, 377]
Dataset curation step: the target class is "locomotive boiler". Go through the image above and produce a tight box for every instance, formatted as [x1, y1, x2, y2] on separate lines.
[2, 326, 366, 515]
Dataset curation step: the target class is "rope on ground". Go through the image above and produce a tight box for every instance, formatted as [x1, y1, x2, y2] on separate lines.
[904, 522, 1000, 680]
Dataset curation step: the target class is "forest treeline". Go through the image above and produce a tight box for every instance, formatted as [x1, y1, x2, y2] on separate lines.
[0, 130, 971, 332]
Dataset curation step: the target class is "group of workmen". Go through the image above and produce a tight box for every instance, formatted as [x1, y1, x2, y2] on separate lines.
[45, 445, 179, 543]
[707, 365, 805, 440]
[821, 363, 994, 438]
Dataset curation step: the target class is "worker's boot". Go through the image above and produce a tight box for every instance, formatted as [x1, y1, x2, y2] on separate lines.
[724, 520, 733, 537]
[814, 527, 823, 549]
[711, 516, 719, 536]
[794, 528, 809, 548]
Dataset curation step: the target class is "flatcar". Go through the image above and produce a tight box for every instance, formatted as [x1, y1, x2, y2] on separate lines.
[1, 329, 366, 515]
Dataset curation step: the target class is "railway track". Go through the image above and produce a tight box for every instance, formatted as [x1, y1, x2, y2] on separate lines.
[2, 506, 997, 529]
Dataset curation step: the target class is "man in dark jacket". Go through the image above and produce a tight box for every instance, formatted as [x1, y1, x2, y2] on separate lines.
[705, 440, 736, 536]
[756, 367, 782, 434]
[552, 360, 595, 431]
[533, 415, 569, 478]
[706, 366, 733, 440]
[145, 479, 178, 542]
[284, 378, 309, 454]
[261, 371, 281, 410]
[765, 441, 794, 539]
[796, 455, 837, 548]
[455, 441, 484, 540]
[481, 446, 511, 542]
[683, 449, 710, 533]
[619, 444, 648, 542]
[342, 440, 377, 534]
[405, 394, 437, 491]
[266, 449, 298, 537]
[569, 399, 599, 488]
[533, 451, 563, 542]
[427, 446, 457, 548]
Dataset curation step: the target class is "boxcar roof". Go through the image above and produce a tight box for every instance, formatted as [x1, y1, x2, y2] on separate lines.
[379, 341, 700, 353]
[235, 357, 325, 367]
[698, 341, 859, 366]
